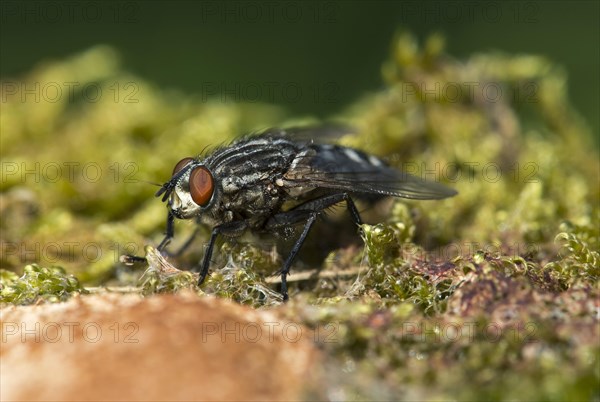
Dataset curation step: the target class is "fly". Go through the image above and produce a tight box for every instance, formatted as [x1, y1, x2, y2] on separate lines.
[152, 126, 457, 300]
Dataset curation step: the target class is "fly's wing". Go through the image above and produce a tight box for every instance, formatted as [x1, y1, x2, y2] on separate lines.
[302, 169, 457, 200]
[284, 145, 457, 200]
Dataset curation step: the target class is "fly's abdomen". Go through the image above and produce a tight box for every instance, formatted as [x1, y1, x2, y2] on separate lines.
[310, 144, 388, 174]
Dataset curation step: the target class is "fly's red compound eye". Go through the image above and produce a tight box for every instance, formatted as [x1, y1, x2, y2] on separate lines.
[189, 166, 214, 207]
[172, 157, 194, 176]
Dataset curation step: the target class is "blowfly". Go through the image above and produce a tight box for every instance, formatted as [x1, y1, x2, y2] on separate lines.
[154, 126, 457, 300]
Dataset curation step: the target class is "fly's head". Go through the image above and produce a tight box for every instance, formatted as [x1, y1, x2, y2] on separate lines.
[155, 157, 217, 220]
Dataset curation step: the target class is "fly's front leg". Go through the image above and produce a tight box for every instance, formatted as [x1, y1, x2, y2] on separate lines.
[122, 210, 175, 265]
[157, 211, 201, 258]
[157, 211, 175, 252]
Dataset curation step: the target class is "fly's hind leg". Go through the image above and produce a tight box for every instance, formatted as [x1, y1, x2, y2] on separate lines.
[265, 192, 363, 301]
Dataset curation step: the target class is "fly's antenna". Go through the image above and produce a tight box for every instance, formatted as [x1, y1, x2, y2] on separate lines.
[155, 164, 193, 201]
[132, 179, 163, 187]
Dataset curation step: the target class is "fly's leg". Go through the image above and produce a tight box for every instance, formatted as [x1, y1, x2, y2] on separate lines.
[295, 192, 363, 226]
[196, 220, 248, 286]
[122, 210, 175, 265]
[157, 211, 175, 252]
[197, 226, 220, 285]
[162, 227, 200, 258]
[156, 209, 202, 257]
[266, 193, 363, 230]
[120, 254, 147, 265]
[280, 213, 317, 301]
[265, 192, 363, 301]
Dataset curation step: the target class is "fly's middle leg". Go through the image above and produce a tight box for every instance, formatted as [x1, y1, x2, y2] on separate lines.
[195, 220, 248, 286]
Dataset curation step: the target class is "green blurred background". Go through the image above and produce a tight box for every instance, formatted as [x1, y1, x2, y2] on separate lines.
[1, 0, 598, 140]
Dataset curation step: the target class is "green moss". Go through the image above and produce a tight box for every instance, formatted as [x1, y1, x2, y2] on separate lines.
[0, 264, 86, 305]
[139, 244, 282, 307]
[549, 218, 600, 283]
[139, 246, 199, 295]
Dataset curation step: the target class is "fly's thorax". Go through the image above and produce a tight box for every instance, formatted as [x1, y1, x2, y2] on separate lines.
[219, 177, 285, 217]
